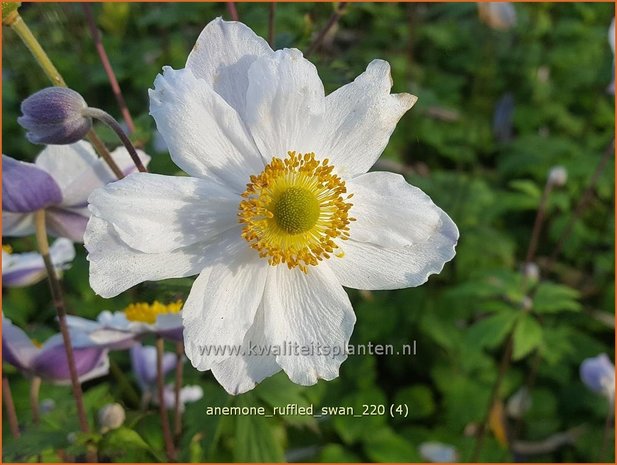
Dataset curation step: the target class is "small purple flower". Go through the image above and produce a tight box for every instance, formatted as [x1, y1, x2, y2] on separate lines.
[2, 316, 110, 384]
[18, 87, 92, 145]
[580, 353, 615, 402]
[419, 442, 458, 462]
[130, 343, 202, 411]
[2, 238, 75, 287]
[2, 142, 151, 242]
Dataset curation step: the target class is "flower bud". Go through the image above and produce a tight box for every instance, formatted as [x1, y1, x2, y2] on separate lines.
[523, 262, 540, 282]
[98, 403, 126, 431]
[506, 387, 531, 419]
[18, 87, 92, 145]
[548, 166, 568, 187]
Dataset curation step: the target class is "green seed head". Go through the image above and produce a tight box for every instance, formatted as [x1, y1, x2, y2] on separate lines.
[272, 187, 320, 234]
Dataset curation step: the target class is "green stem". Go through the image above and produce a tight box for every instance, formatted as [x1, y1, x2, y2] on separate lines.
[30, 376, 42, 425]
[2, 376, 20, 438]
[34, 210, 90, 435]
[156, 337, 176, 461]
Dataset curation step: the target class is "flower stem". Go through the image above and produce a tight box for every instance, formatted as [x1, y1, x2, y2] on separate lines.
[548, 139, 615, 267]
[7, 11, 124, 180]
[2, 376, 20, 438]
[268, 3, 276, 47]
[305, 2, 348, 58]
[34, 210, 90, 435]
[156, 337, 176, 461]
[226, 2, 239, 21]
[599, 405, 614, 462]
[470, 331, 514, 461]
[8, 12, 65, 86]
[173, 341, 184, 440]
[525, 181, 554, 264]
[82, 107, 147, 173]
[82, 4, 135, 134]
[30, 376, 42, 425]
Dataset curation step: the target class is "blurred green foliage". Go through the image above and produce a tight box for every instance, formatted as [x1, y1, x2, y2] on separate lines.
[2, 2, 614, 463]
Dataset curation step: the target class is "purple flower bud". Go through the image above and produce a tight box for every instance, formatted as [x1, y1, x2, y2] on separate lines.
[2, 155, 62, 213]
[18, 87, 92, 145]
[580, 353, 615, 401]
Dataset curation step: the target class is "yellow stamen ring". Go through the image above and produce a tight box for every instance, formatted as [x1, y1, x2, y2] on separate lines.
[238, 151, 354, 272]
[124, 300, 183, 324]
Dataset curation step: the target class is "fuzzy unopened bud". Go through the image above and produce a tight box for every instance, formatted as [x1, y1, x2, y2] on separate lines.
[98, 403, 125, 431]
[18, 87, 92, 145]
[548, 166, 568, 187]
[523, 262, 540, 282]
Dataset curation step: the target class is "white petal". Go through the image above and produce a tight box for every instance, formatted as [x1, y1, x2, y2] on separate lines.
[186, 17, 273, 116]
[149, 66, 263, 190]
[183, 241, 268, 372]
[35, 142, 151, 208]
[2, 211, 35, 237]
[328, 211, 458, 290]
[245, 48, 325, 160]
[317, 60, 417, 178]
[211, 303, 281, 395]
[346, 172, 442, 248]
[49, 238, 76, 268]
[85, 215, 223, 298]
[263, 264, 355, 386]
[88, 173, 239, 253]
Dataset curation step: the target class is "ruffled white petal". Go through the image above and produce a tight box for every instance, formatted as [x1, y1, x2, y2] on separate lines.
[85, 215, 219, 298]
[88, 173, 239, 254]
[34, 142, 151, 208]
[263, 264, 355, 385]
[346, 172, 442, 248]
[328, 188, 458, 290]
[183, 240, 268, 372]
[316, 60, 417, 178]
[244, 48, 325, 160]
[2, 211, 35, 237]
[149, 67, 263, 191]
[186, 17, 273, 117]
[210, 303, 281, 395]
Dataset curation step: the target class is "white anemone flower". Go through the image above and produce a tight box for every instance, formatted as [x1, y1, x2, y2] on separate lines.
[85, 18, 459, 394]
[66, 300, 184, 348]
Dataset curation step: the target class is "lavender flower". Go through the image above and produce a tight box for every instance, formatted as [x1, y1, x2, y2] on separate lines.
[580, 353, 615, 403]
[2, 316, 109, 384]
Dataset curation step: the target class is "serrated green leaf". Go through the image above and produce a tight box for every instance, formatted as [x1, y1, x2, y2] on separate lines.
[233, 395, 285, 462]
[512, 314, 543, 360]
[533, 282, 582, 313]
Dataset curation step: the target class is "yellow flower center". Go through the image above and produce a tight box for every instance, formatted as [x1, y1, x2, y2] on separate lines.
[123, 300, 183, 324]
[238, 151, 354, 272]
[2, 244, 13, 254]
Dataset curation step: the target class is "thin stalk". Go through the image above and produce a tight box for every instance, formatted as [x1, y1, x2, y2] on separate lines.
[30, 376, 42, 425]
[109, 359, 141, 408]
[173, 341, 184, 440]
[2, 376, 20, 438]
[525, 182, 554, 264]
[598, 406, 614, 462]
[86, 130, 124, 179]
[226, 2, 239, 21]
[34, 210, 90, 435]
[82, 4, 135, 134]
[268, 3, 276, 47]
[7, 12, 66, 86]
[470, 331, 514, 461]
[548, 140, 614, 266]
[156, 337, 176, 461]
[305, 2, 348, 58]
[82, 107, 147, 173]
[7, 11, 123, 180]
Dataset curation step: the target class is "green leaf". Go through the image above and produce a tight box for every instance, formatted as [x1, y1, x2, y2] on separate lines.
[466, 311, 518, 349]
[233, 395, 285, 462]
[332, 387, 387, 444]
[320, 444, 362, 462]
[394, 385, 435, 420]
[98, 427, 160, 462]
[512, 315, 543, 360]
[363, 428, 419, 462]
[533, 282, 582, 313]
[255, 373, 316, 428]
